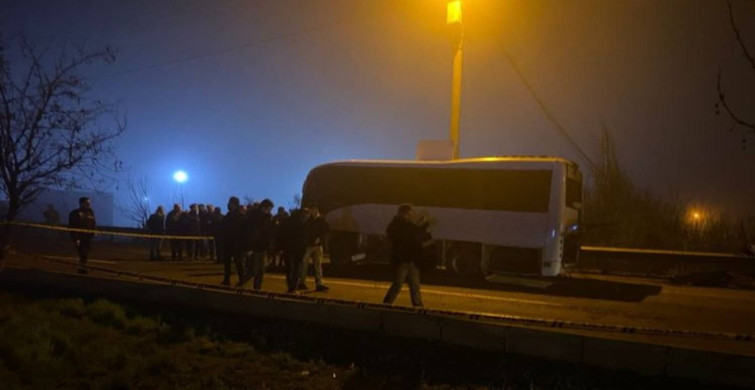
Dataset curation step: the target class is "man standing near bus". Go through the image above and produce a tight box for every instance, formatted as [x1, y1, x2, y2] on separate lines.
[300, 206, 330, 292]
[382, 203, 424, 308]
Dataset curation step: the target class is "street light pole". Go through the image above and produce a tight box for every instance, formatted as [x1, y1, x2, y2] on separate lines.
[447, 0, 464, 160]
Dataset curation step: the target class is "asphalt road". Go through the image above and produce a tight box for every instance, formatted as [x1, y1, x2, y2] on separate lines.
[5, 249, 755, 357]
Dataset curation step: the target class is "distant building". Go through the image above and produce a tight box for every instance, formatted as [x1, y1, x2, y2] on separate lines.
[1, 189, 114, 226]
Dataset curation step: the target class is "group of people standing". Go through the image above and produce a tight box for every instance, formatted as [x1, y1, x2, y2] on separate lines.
[221, 197, 331, 293]
[69, 195, 427, 307]
[147, 203, 223, 261]
[144, 196, 331, 294]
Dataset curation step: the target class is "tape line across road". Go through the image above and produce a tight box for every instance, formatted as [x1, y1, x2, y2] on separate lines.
[9, 221, 213, 240]
[16, 251, 755, 343]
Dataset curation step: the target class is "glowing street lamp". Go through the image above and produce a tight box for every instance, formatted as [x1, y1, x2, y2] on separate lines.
[173, 170, 188, 183]
[686, 207, 707, 231]
[173, 170, 188, 208]
[447, 0, 464, 159]
[447, 0, 462, 24]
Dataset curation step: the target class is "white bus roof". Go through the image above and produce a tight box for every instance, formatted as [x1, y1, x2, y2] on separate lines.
[314, 156, 578, 169]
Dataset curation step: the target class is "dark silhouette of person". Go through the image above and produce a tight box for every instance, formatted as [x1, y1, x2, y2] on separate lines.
[42, 204, 61, 239]
[203, 204, 217, 261]
[210, 206, 224, 263]
[68, 197, 96, 274]
[181, 203, 202, 260]
[270, 206, 290, 267]
[301, 207, 330, 291]
[165, 204, 183, 260]
[243, 198, 274, 290]
[221, 196, 247, 286]
[43, 204, 60, 225]
[382, 204, 424, 308]
[146, 206, 165, 260]
[280, 208, 310, 293]
[198, 203, 209, 257]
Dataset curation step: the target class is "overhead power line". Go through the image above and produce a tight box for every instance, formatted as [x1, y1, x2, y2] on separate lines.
[495, 38, 596, 170]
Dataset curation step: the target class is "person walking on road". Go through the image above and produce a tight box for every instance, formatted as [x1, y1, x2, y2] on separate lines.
[300, 207, 329, 291]
[382, 204, 424, 308]
[68, 197, 96, 274]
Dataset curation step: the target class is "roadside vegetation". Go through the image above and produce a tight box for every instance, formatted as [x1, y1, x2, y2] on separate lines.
[583, 129, 752, 254]
[0, 291, 733, 390]
[0, 293, 347, 389]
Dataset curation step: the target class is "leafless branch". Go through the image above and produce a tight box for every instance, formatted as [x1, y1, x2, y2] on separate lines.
[717, 68, 755, 133]
[119, 176, 151, 228]
[0, 34, 125, 221]
[727, 0, 755, 71]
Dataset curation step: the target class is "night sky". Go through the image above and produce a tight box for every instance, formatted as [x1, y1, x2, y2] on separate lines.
[2, 0, 754, 225]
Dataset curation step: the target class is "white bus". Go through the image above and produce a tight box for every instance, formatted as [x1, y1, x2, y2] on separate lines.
[301, 157, 583, 277]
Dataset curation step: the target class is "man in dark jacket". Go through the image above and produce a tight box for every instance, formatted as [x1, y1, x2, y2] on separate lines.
[300, 207, 330, 291]
[198, 204, 209, 258]
[210, 206, 224, 263]
[382, 204, 424, 307]
[68, 197, 96, 274]
[280, 208, 309, 293]
[221, 196, 247, 286]
[243, 198, 274, 290]
[181, 204, 202, 260]
[165, 204, 183, 260]
[146, 206, 165, 260]
[270, 206, 289, 267]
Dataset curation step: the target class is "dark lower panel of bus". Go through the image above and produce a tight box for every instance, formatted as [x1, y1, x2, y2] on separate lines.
[486, 246, 543, 275]
[329, 230, 543, 276]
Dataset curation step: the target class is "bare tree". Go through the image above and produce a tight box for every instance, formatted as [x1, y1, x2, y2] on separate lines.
[121, 176, 151, 228]
[290, 193, 302, 209]
[584, 127, 687, 249]
[716, 0, 755, 143]
[0, 35, 125, 261]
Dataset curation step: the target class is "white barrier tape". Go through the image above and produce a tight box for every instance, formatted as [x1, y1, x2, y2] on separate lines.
[10, 221, 213, 240]
[19, 251, 755, 343]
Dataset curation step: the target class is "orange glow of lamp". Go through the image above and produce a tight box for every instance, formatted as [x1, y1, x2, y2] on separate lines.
[447, 0, 462, 24]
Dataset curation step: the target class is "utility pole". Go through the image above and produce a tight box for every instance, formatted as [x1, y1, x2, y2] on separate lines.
[447, 0, 464, 160]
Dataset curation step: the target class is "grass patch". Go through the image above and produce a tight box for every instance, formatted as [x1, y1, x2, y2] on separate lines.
[0, 292, 345, 389]
[0, 291, 733, 389]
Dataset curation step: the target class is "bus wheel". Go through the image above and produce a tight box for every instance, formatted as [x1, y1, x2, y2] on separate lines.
[447, 242, 481, 276]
